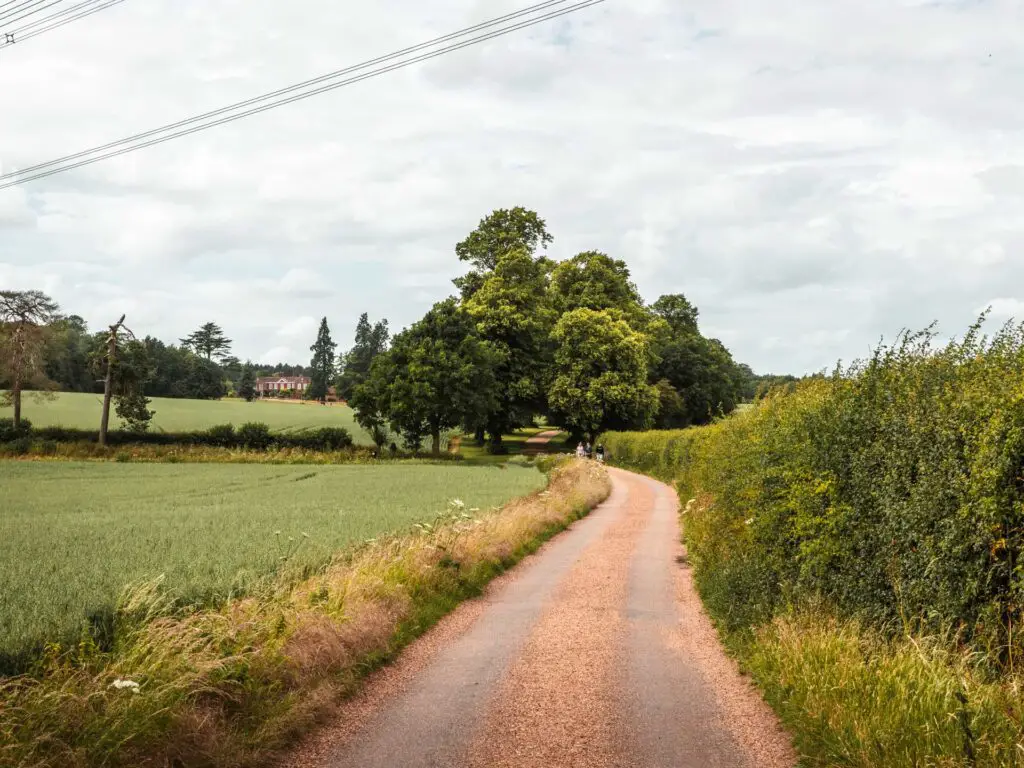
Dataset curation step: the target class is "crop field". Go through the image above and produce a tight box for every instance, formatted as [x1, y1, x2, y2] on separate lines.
[0, 461, 545, 663]
[4, 391, 371, 441]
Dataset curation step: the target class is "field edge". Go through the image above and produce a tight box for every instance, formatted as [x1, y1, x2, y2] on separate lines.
[0, 459, 612, 768]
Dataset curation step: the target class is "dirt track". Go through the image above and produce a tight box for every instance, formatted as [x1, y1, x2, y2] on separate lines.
[281, 467, 795, 768]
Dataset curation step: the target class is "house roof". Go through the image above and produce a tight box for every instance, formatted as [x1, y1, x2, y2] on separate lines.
[256, 375, 310, 384]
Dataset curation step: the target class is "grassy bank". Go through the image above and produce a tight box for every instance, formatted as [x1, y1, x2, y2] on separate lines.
[0, 462, 546, 668]
[0, 459, 610, 767]
[602, 319, 1024, 766]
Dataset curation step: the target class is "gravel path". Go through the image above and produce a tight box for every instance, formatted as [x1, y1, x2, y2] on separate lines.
[280, 467, 795, 768]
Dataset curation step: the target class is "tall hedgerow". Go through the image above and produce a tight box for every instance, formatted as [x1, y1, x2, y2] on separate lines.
[603, 317, 1024, 661]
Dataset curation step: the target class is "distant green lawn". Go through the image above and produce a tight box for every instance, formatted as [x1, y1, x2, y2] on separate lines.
[4, 391, 372, 443]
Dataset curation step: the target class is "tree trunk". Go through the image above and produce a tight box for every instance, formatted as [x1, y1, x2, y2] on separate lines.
[474, 425, 486, 445]
[11, 381, 21, 430]
[99, 316, 125, 447]
[431, 429, 441, 456]
[99, 334, 115, 447]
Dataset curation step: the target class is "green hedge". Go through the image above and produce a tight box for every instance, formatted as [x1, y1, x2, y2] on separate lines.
[0, 420, 355, 453]
[603, 319, 1024, 659]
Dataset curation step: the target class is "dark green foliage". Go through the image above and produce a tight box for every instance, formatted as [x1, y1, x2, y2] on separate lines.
[603, 317, 1024, 662]
[549, 251, 647, 327]
[238, 363, 256, 402]
[44, 315, 94, 392]
[653, 379, 688, 429]
[336, 313, 389, 401]
[205, 423, 236, 447]
[236, 422, 273, 450]
[308, 317, 337, 403]
[179, 322, 232, 361]
[352, 299, 499, 455]
[0, 417, 31, 441]
[649, 293, 744, 425]
[114, 391, 154, 433]
[298, 427, 354, 451]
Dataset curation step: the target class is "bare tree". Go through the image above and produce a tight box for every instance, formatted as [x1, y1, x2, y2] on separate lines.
[0, 290, 59, 429]
[98, 314, 135, 446]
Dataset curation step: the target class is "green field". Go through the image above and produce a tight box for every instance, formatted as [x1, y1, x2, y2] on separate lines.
[0, 462, 545, 662]
[4, 391, 371, 442]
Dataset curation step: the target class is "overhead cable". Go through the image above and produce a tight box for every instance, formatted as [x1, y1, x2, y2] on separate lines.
[0, 0, 605, 190]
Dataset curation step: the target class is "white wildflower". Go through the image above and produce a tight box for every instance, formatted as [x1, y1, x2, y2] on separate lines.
[745, 518, 754, 526]
[111, 678, 140, 693]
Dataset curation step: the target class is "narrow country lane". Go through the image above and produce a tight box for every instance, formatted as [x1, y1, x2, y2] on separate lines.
[281, 468, 795, 768]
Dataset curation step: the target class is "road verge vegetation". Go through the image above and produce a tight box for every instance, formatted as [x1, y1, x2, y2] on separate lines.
[602, 318, 1024, 767]
[0, 458, 610, 768]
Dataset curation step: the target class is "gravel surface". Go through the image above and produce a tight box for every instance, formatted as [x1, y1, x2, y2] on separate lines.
[279, 467, 796, 768]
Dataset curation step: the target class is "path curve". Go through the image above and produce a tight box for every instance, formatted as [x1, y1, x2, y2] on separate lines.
[280, 467, 795, 768]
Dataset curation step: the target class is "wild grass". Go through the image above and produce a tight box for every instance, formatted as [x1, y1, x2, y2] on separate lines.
[0, 459, 610, 768]
[742, 614, 1024, 767]
[0, 462, 545, 670]
[2, 391, 372, 441]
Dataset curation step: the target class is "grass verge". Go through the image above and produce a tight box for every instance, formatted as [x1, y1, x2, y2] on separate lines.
[0, 459, 610, 768]
[737, 612, 1024, 767]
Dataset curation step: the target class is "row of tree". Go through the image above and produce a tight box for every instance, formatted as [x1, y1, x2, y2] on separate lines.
[344, 207, 759, 454]
[3, 208, 782, 453]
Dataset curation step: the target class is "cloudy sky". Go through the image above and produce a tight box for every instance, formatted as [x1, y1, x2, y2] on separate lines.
[1, 0, 1022, 375]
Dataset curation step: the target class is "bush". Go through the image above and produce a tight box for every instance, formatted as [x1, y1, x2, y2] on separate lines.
[0, 417, 31, 442]
[205, 423, 236, 447]
[237, 422, 273, 450]
[603, 318, 1024, 661]
[3, 437, 33, 455]
[293, 426, 353, 451]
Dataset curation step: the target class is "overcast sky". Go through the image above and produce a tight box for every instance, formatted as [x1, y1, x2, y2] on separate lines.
[1, 0, 1022, 375]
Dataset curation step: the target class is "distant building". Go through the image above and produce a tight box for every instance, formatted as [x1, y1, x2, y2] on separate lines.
[255, 375, 310, 397]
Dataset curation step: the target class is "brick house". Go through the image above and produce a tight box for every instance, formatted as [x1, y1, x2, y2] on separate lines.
[255, 375, 311, 398]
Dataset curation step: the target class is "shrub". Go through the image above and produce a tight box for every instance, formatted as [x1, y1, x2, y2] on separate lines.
[205, 423, 236, 447]
[295, 426, 354, 451]
[237, 421, 273, 450]
[0, 417, 31, 442]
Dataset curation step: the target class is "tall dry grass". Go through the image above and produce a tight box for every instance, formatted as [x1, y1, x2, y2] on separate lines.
[0, 459, 610, 768]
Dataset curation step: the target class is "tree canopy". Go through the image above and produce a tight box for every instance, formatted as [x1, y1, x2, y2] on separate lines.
[308, 318, 337, 403]
[337, 313, 389, 401]
[548, 308, 659, 440]
[180, 322, 232, 361]
[352, 300, 498, 454]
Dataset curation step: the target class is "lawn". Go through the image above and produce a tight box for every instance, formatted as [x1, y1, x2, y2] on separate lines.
[456, 427, 570, 463]
[0, 461, 546, 666]
[5, 391, 372, 442]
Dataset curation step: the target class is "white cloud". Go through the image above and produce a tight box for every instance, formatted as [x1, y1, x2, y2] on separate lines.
[1, 0, 1023, 372]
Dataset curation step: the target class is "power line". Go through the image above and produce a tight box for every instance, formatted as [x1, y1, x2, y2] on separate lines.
[0, 0, 126, 49]
[0, 0, 65, 27]
[6, 0, 573, 175]
[0, 0, 605, 190]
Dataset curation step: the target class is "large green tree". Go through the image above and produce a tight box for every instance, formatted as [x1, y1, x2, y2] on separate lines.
[649, 294, 743, 425]
[454, 206, 553, 299]
[352, 300, 499, 455]
[44, 314, 94, 393]
[238, 362, 256, 402]
[336, 313, 389, 401]
[180, 322, 232, 361]
[0, 290, 60, 429]
[549, 251, 644, 317]
[548, 308, 659, 440]
[463, 248, 556, 450]
[308, 317, 337, 403]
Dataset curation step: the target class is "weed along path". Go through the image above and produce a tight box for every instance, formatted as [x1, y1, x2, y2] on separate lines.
[282, 468, 795, 768]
